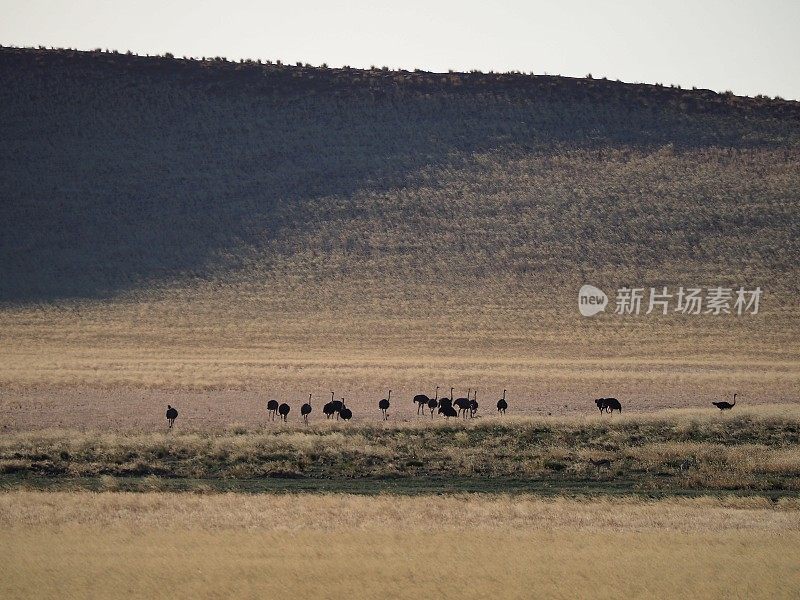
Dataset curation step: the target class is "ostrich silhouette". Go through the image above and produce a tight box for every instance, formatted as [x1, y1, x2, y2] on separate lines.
[442, 387, 453, 411]
[427, 386, 439, 418]
[712, 393, 737, 411]
[497, 390, 508, 415]
[441, 404, 458, 420]
[330, 394, 344, 420]
[323, 391, 336, 419]
[414, 388, 432, 415]
[278, 402, 290, 422]
[379, 390, 391, 420]
[165, 405, 178, 428]
[437, 388, 454, 417]
[454, 388, 472, 419]
[469, 389, 479, 418]
[301, 394, 313, 424]
[267, 399, 279, 421]
[339, 398, 352, 421]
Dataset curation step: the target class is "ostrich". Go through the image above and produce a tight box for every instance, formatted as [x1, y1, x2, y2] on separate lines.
[278, 402, 290, 422]
[427, 386, 439, 418]
[267, 399, 279, 421]
[323, 391, 336, 419]
[166, 405, 178, 428]
[497, 389, 508, 415]
[301, 394, 313, 425]
[469, 389, 479, 418]
[339, 398, 352, 421]
[414, 388, 433, 415]
[379, 390, 391, 420]
[604, 398, 622, 414]
[454, 388, 472, 419]
[442, 404, 458, 420]
[330, 393, 344, 420]
[437, 388, 454, 417]
[594, 398, 608, 414]
[712, 393, 737, 411]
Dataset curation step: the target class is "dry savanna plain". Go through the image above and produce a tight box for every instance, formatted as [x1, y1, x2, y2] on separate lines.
[2, 492, 800, 599]
[1, 47, 799, 598]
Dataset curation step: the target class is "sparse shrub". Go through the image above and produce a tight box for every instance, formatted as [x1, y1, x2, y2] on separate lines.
[1, 415, 797, 492]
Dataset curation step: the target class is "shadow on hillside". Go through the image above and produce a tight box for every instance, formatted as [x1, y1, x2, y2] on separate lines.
[1, 55, 797, 302]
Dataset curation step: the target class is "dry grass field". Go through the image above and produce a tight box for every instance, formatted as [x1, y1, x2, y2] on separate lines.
[1, 48, 799, 429]
[1, 47, 799, 598]
[1, 492, 799, 599]
[2, 299, 798, 433]
[1, 281, 797, 430]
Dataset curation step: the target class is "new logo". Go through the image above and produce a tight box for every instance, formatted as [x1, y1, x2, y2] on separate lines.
[578, 285, 608, 317]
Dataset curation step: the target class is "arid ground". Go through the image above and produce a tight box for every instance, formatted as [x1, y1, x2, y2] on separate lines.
[1, 285, 797, 431]
[1, 48, 799, 599]
[2, 492, 799, 600]
[1, 49, 799, 430]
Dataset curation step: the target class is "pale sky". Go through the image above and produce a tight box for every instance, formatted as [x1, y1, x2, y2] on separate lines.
[2, 0, 798, 100]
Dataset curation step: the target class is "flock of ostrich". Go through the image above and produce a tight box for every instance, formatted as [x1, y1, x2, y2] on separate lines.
[164, 390, 740, 428]
[163, 386, 503, 428]
[262, 387, 499, 424]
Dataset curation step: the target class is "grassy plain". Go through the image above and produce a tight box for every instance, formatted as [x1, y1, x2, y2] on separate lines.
[1, 492, 799, 599]
[1, 48, 799, 599]
[2, 408, 798, 494]
[1, 49, 799, 424]
[1, 277, 797, 429]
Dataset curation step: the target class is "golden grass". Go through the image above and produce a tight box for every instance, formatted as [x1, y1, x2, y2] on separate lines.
[0, 324, 800, 430]
[4, 528, 800, 600]
[1, 148, 798, 427]
[1, 492, 799, 599]
[1, 300, 798, 431]
[3, 48, 799, 431]
[1, 491, 799, 531]
[2, 286, 796, 392]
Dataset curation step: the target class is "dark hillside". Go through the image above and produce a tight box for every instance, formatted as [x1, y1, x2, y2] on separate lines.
[1, 46, 798, 302]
